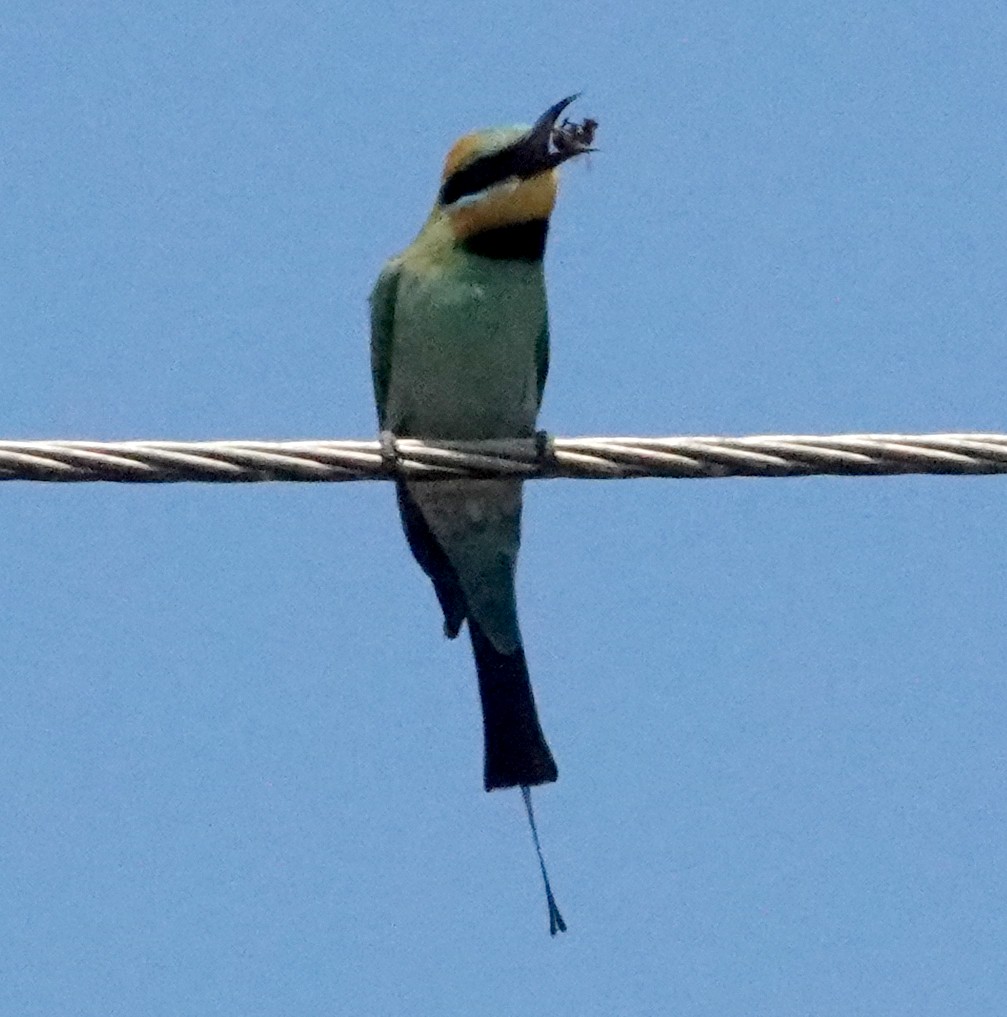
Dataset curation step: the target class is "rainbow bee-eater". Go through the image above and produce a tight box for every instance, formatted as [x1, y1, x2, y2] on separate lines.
[370, 96, 594, 933]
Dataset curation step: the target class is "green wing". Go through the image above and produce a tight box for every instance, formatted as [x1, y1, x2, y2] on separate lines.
[369, 260, 401, 429]
[535, 314, 550, 410]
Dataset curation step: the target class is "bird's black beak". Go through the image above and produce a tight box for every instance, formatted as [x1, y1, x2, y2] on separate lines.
[517, 94, 594, 175]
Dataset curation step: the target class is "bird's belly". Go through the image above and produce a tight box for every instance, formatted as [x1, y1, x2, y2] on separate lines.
[388, 269, 544, 440]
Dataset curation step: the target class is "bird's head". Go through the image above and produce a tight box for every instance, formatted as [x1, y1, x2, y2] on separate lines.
[436, 95, 595, 244]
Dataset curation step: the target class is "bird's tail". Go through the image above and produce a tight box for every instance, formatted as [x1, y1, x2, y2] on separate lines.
[469, 620, 557, 791]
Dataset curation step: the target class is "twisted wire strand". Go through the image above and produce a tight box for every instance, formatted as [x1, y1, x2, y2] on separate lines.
[1, 434, 1006, 483]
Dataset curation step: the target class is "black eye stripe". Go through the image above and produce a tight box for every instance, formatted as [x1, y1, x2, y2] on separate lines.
[440, 142, 554, 206]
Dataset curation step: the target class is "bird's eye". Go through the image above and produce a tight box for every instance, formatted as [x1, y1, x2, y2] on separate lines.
[440, 149, 519, 207]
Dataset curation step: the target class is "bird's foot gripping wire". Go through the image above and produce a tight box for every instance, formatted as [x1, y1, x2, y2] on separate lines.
[534, 430, 555, 475]
[521, 784, 567, 936]
[379, 430, 398, 477]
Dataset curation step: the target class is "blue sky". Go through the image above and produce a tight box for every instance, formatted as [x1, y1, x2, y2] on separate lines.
[3, 3, 1007, 1014]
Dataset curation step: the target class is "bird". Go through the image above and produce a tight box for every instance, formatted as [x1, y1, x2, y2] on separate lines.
[369, 96, 595, 933]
